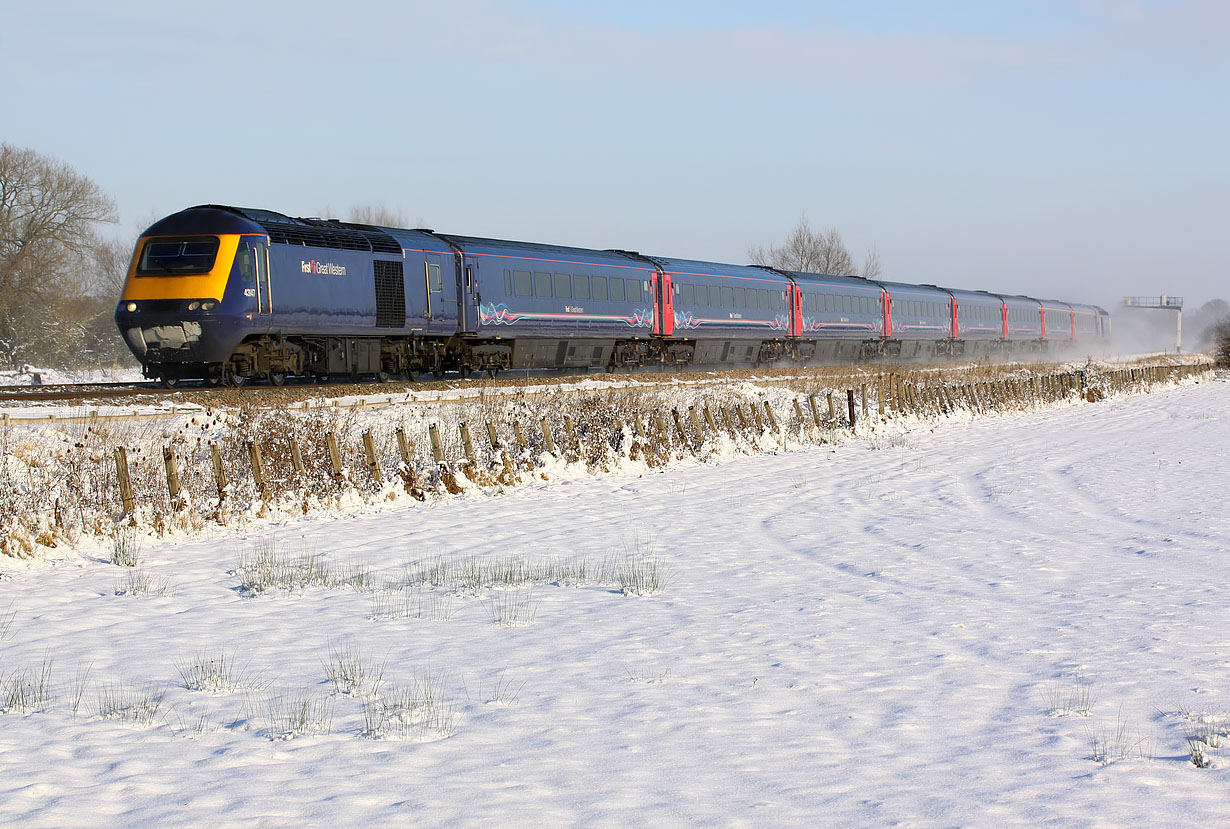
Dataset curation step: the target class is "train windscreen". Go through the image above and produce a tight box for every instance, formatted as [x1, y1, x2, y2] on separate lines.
[136, 237, 220, 276]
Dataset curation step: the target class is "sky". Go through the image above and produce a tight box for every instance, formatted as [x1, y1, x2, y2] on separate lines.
[2, 0, 1227, 309]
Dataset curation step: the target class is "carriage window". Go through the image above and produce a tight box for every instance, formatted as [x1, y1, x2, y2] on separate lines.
[734, 287, 746, 307]
[625, 279, 639, 302]
[574, 275, 590, 299]
[514, 270, 532, 296]
[592, 275, 608, 300]
[721, 286, 733, 306]
[504, 269, 513, 295]
[535, 272, 552, 297]
[427, 264, 442, 293]
[681, 283, 695, 304]
[695, 285, 708, 306]
[555, 273, 572, 298]
[610, 277, 625, 302]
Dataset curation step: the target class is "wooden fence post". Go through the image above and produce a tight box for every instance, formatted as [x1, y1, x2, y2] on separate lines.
[809, 394, 822, 428]
[362, 430, 382, 485]
[877, 376, 885, 416]
[670, 408, 688, 445]
[114, 446, 135, 515]
[210, 442, 227, 500]
[459, 422, 477, 466]
[513, 420, 527, 454]
[563, 415, 579, 454]
[248, 440, 269, 501]
[486, 421, 500, 451]
[653, 412, 669, 449]
[735, 405, 748, 431]
[793, 398, 806, 429]
[540, 417, 556, 455]
[751, 403, 764, 432]
[688, 406, 704, 440]
[827, 391, 836, 423]
[763, 400, 779, 433]
[162, 445, 180, 501]
[289, 437, 305, 477]
[326, 431, 344, 482]
[702, 405, 718, 434]
[847, 389, 857, 429]
[429, 423, 446, 465]
[395, 426, 413, 467]
[674, 405, 693, 445]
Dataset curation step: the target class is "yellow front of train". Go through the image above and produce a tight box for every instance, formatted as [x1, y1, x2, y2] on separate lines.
[115, 206, 270, 384]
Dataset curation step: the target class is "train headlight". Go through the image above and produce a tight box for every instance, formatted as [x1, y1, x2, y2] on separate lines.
[125, 302, 137, 312]
[201, 300, 216, 311]
[188, 301, 201, 311]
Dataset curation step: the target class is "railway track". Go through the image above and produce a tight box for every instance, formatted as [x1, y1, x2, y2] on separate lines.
[1, 356, 1175, 417]
[0, 362, 934, 416]
[0, 365, 779, 407]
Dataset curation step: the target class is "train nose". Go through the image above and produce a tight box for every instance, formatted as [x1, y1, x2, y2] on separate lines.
[123, 321, 203, 356]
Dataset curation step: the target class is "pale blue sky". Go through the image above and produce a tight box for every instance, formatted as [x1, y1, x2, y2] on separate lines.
[3, 0, 1226, 307]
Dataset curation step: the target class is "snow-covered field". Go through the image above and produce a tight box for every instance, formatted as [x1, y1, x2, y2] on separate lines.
[1, 374, 1227, 825]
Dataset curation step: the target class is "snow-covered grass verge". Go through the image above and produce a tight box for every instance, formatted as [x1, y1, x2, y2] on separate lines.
[0, 374, 1228, 823]
[1, 358, 1211, 561]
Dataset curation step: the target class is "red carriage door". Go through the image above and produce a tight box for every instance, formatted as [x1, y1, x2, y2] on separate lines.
[658, 272, 674, 336]
[790, 284, 802, 337]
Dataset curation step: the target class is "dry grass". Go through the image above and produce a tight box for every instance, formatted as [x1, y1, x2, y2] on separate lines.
[1, 358, 1211, 557]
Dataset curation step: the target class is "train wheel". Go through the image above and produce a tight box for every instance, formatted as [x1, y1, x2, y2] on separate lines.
[160, 375, 179, 389]
[485, 368, 498, 379]
[374, 371, 390, 383]
[225, 372, 247, 388]
[432, 369, 445, 380]
[267, 372, 286, 386]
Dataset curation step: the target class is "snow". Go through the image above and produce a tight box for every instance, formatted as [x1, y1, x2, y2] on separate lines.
[1, 374, 1228, 824]
[0, 367, 143, 387]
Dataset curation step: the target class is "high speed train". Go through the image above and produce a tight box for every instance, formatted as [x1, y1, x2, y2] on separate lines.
[114, 205, 1110, 385]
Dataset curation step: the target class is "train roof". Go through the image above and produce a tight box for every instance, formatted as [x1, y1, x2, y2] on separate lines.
[878, 281, 952, 299]
[649, 257, 781, 282]
[434, 234, 646, 269]
[142, 205, 265, 237]
[923, 286, 1006, 305]
[786, 272, 882, 292]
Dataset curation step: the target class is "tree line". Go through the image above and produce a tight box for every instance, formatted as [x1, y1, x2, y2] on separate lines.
[0, 143, 130, 370]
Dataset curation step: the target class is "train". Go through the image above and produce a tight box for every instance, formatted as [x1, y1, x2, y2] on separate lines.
[114, 205, 1111, 386]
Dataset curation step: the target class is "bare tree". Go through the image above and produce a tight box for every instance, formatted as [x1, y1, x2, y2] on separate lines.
[748, 217, 868, 277]
[348, 204, 411, 228]
[861, 245, 882, 280]
[0, 143, 116, 368]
